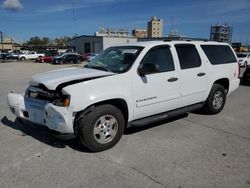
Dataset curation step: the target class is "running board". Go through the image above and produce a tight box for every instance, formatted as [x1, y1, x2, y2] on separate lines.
[129, 102, 204, 127]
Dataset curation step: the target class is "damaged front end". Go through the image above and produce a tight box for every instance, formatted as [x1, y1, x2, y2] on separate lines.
[6, 84, 75, 134]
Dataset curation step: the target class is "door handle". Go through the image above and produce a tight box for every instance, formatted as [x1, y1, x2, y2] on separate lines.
[197, 72, 206, 77]
[167, 77, 178, 82]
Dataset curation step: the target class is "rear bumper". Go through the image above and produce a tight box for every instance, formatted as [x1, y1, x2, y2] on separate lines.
[7, 93, 75, 134]
[228, 79, 240, 95]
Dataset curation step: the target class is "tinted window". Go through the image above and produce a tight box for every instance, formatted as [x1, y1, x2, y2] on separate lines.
[175, 45, 201, 69]
[237, 53, 247, 58]
[141, 46, 174, 73]
[201, 45, 237, 65]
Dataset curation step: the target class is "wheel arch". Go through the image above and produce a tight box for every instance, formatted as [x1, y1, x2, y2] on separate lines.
[213, 78, 229, 94]
[74, 98, 129, 133]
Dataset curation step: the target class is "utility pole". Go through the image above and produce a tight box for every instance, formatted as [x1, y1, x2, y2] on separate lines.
[72, 1, 77, 37]
[0, 31, 3, 50]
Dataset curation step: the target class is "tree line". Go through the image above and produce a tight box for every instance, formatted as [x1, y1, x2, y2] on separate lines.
[24, 36, 72, 46]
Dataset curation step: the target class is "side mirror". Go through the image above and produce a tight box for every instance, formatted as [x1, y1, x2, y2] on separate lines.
[138, 63, 159, 76]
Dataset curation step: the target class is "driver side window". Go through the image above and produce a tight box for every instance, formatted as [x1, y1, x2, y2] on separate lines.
[141, 46, 175, 73]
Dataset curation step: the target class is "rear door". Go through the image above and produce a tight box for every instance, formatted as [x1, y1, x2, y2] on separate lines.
[175, 44, 207, 107]
[29, 51, 37, 59]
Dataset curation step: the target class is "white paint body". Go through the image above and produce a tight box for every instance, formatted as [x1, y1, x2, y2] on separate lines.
[18, 51, 44, 60]
[237, 53, 250, 66]
[7, 41, 240, 134]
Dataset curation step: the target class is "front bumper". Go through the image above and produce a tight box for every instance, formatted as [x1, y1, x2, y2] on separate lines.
[238, 60, 244, 66]
[6, 93, 75, 134]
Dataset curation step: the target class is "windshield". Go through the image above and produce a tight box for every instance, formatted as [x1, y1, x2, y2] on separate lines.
[237, 54, 247, 58]
[85, 46, 143, 73]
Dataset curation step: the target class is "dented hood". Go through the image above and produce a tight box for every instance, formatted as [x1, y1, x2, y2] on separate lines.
[30, 67, 116, 90]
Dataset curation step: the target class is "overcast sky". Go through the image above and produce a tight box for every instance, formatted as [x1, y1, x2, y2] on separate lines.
[1, 0, 250, 44]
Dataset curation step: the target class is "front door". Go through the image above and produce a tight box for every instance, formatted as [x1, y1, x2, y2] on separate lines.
[133, 45, 181, 120]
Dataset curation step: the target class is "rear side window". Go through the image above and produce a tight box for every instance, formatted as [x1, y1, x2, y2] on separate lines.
[141, 45, 175, 72]
[175, 45, 201, 69]
[201, 45, 237, 65]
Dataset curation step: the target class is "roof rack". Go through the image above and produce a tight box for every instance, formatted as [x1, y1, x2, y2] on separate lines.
[163, 38, 210, 42]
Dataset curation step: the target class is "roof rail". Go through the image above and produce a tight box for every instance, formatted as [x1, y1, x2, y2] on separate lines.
[163, 38, 211, 42]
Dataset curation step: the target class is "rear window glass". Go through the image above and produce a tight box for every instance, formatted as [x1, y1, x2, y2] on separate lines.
[175, 44, 201, 69]
[201, 45, 237, 65]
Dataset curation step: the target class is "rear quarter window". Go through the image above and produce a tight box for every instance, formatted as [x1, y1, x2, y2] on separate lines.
[201, 45, 237, 65]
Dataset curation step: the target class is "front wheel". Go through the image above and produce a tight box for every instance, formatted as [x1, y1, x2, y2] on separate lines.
[202, 84, 226, 114]
[76, 104, 125, 152]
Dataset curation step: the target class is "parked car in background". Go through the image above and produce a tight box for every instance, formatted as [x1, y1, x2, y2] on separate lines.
[0, 52, 8, 60]
[52, 53, 83, 64]
[236, 53, 250, 67]
[6, 52, 19, 60]
[82, 53, 99, 62]
[36, 54, 54, 63]
[242, 67, 250, 84]
[19, 51, 45, 61]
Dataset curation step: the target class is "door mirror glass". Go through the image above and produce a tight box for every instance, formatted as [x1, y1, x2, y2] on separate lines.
[138, 63, 159, 76]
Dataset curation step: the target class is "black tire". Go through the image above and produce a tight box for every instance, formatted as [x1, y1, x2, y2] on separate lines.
[76, 59, 81, 64]
[244, 62, 247, 67]
[20, 57, 25, 61]
[203, 84, 226, 114]
[59, 60, 64, 64]
[76, 104, 125, 152]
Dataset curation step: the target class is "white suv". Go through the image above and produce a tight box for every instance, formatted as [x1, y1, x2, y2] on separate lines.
[7, 41, 240, 151]
[236, 52, 250, 67]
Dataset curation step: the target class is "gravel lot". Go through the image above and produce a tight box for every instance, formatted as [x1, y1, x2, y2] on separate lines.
[0, 61, 249, 188]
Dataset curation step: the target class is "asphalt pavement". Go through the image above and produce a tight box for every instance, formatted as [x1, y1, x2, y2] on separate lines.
[0, 62, 249, 188]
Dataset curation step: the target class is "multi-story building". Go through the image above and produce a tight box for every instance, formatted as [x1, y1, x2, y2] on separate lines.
[210, 24, 233, 43]
[132, 29, 147, 38]
[147, 16, 163, 38]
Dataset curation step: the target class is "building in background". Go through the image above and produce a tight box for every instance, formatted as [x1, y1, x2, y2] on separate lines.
[68, 35, 137, 54]
[210, 24, 233, 43]
[132, 29, 147, 38]
[95, 28, 131, 37]
[0, 37, 21, 51]
[147, 16, 163, 38]
[232, 43, 250, 52]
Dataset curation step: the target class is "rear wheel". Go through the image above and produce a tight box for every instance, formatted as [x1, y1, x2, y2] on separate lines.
[203, 84, 226, 114]
[20, 57, 25, 61]
[59, 60, 64, 64]
[76, 104, 125, 152]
